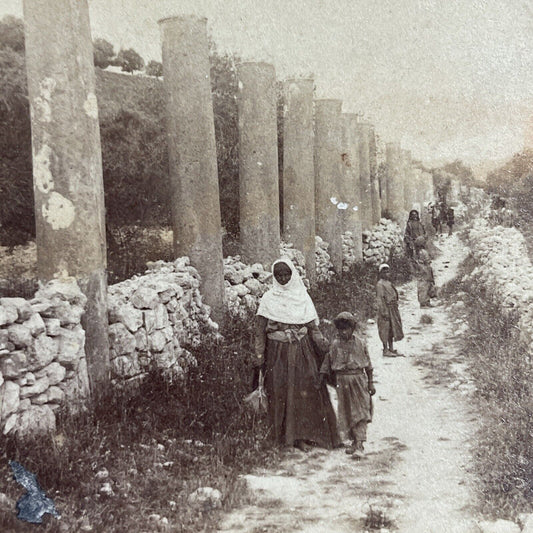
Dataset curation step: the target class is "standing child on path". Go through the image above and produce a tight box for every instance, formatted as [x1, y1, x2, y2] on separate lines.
[376, 263, 405, 357]
[319, 312, 375, 458]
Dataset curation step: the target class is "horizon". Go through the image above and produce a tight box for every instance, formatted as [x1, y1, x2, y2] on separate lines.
[2, 0, 532, 174]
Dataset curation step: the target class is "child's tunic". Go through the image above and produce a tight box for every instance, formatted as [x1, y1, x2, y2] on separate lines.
[320, 335, 373, 440]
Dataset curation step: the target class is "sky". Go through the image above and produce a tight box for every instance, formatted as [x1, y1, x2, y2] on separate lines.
[2, 0, 533, 174]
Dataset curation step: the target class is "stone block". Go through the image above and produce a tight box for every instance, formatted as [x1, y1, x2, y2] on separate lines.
[154, 303, 170, 330]
[20, 376, 49, 399]
[0, 305, 18, 327]
[149, 330, 166, 352]
[134, 329, 148, 351]
[0, 329, 8, 350]
[0, 381, 20, 421]
[47, 386, 64, 404]
[35, 362, 66, 386]
[43, 318, 61, 336]
[112, 354, 140, 378]
[0, 351, 27, 379]
[131, 287, 159, 310]
[16, 405, 56, 438]
[28, 334, 59, 371]
[24, 313, 46, 337]
[7, 324, 33, 348]
[35, 280, 87, 307]
[0, 298, 34, 322]
[108, 302, 143, 333]
[108, 323, 136, 355]
[244, 278, 264, 296]
[57, 327, 85, 368]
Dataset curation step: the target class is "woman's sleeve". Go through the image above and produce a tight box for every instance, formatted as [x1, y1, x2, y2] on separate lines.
[253, 315, 268, 368]
[319, 352, 331, 375]
[307, 321, 330, 356]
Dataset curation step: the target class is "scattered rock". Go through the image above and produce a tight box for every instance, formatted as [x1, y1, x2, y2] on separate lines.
[187, 487, 222, 510]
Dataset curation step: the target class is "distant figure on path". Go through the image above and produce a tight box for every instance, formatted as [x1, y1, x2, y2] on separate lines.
[253, 257, 341, 451]
[404, 209, 426, 260]
[446, 206, 455, 236]
[416, 246, 436, 308]
[319, 312, 375, 458]
[376, 263, 404, 357]
[430, 202, 442, 235]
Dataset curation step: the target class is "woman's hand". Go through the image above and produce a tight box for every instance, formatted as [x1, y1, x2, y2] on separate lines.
[368, 383, 376, 396]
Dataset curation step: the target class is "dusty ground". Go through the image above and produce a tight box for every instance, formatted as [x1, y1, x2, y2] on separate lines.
[218, 233, 482, 533]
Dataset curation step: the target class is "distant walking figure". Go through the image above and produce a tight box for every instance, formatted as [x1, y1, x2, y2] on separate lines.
[416, 246, 436, 308]
[446, 207, 455, 236]
[376, 264, 404, 357]
[430, 203, 442, 235]
[404, 209, 426, 260]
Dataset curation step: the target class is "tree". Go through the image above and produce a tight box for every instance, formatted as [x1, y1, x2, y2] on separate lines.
[0, 15, 24, 52]
[442, 159, 475, 186]
[93, 38, 115, 69]
[117, 48, 144, 74]
[145, 60, 163, 77]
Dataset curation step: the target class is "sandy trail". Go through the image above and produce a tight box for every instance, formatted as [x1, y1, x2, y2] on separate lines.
[218, 233, 481, 533]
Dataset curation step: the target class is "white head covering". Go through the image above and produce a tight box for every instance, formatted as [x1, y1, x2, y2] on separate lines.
[379, 263, 390, 272]
[256, 257, 319, 325]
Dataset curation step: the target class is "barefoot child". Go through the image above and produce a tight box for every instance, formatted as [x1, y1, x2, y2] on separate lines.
[319, 312, 375, 458]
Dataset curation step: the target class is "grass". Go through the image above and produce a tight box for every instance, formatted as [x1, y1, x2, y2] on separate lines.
[0, 257, 387, 531]
[439, 255, 533, 520]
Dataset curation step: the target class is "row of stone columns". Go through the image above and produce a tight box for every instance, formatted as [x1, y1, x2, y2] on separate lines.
[23, 6, 434, 394]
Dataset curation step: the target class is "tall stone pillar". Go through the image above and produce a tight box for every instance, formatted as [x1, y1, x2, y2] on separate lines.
[341, 114, 363, 261]
[282, 79, 316, 284]
[314, 99, 343, 274]
[379, 162, 389, 216]
[402, 150, 416, 212]
[23, 0, 109, 394]
[368, 125, 381, 224]
[237, 62, 280, 270]
[159, 16, 225, 321]
[385, 142, 405, 225]
[356, 122, 372, 231]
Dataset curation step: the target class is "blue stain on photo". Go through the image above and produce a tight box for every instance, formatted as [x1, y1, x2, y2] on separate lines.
[9, 460, 61, 524]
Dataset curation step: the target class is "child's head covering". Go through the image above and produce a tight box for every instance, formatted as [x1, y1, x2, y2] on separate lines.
[256, 257, 319, 325]
[379, 263, 390, 272]
[408, 209, 420, 221]
[333, 311, 357, 329]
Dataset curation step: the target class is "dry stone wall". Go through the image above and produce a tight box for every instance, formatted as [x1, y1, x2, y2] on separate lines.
[466, 219, 533, 353]
[0, 280, 89, 438]
[107, 257, 218, 384]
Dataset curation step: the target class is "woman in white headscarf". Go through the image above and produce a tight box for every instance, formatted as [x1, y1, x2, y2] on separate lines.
[253, 257, 341, 451]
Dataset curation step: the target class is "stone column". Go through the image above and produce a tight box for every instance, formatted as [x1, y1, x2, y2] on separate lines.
[402, 150, 416, 212]
[385, 142, 405, 224]
[282, 78, 316, 284]
[23, 0, 109, 394]
[341, 114, 363, 261]
[159, 16, 225, 322]
[237, 62, 280, 270]
[356, 122, 372, 231]
[368, 125, 381, 224]
[314, 99, 343, 273]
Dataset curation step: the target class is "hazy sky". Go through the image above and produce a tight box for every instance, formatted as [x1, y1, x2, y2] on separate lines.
[2, 0, 533, 171]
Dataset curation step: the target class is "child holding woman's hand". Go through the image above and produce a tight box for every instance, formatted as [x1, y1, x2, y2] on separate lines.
[320, 312, 375, 458]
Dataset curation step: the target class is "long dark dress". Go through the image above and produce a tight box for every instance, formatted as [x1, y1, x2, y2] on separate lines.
[254, 317, 341, 448]
[376, 279, 404, 343]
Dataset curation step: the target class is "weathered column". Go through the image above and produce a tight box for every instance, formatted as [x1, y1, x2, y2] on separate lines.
[237, 62, 280, 270]
[368, 125, 381, 224]
[159, 16, 225, 322]
[341, 114, 363, 261]
[356, 122, 372, 231]
[282, 78, 316, 284]
[314, 99, 343, 274]
[23, 0, 109, 394]
[385, 142, 405, 224]
[402, 150, 416, 212]
[379, 162, 389, 216]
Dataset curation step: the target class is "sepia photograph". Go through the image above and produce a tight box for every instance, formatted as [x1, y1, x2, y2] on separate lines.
[0, 0, 532, 531]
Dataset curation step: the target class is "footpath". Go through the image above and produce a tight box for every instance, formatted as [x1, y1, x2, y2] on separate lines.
[218, 234, 481, 533]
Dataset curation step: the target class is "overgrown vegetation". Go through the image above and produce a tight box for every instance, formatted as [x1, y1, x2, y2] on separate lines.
[440, 256, 533, 519]
[0, 262, 380, 531]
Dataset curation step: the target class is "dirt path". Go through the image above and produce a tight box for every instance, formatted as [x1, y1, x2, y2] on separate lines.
[218, 234, 481, 533]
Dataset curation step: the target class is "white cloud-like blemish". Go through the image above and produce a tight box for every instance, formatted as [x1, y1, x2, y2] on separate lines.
[337, 202, 349, 210]
[330, 197, 338, 205]
[238, 80, 244, 91]
[34, 144, 54, 194]
[353, 206, 359, 211]
[33, 77, 56, 122]
[83, 92, 99, 120]
[42, 192, 75, 230]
